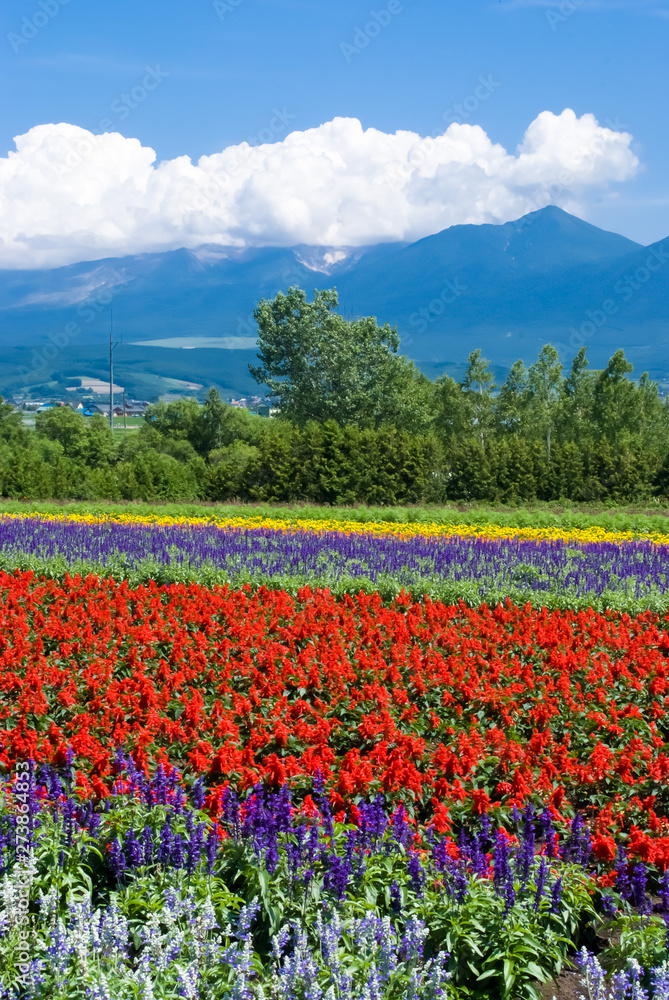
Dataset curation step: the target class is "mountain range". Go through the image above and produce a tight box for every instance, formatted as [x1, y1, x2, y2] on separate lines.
[0, 206, 666, 400]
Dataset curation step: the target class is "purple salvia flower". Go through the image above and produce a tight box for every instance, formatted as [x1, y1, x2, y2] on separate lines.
[550, 876, 563, 915]
[502, 871, 516, 917]
[153, 764, 168, 806]
[407, 850, 425, 897]
[265, 836, 279, 874]
[191, 778, 206, 810]
[631, 863, 650, 914]
[222, 786, 241, 839]
[171, 833, 185, 869]
[109, 839, 125, 879]
[324, 852, 351, 901]
[615, 847, 631, 900]
[205, 826, 218, 873]
[62, 796, 77, 848]
[453, 861, 468, 905]
[390, 804, 412, 850]
[533, 857, 548, 912]
[124, 829, 143, 869]
[659, 870, 669, 913]
[171, 786, 185, 816]
[313, 770, 334, 838]
[390, 880, 402, 913]
[157, 822, 173, 865]
[273, 784, 293, 834]
[493, 831, 510, 896]
[141, 826, 154, 866]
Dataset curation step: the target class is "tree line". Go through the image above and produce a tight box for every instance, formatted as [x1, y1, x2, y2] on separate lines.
[2, 286, 669, 504]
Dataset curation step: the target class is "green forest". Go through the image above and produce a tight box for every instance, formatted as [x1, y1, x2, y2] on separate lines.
[3, 287, 669, 505]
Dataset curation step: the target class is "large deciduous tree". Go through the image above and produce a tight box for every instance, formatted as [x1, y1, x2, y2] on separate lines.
[249, 287, 434, 432]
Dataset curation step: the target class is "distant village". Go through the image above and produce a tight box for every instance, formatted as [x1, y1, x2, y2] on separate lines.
[7, 378, 278, 421]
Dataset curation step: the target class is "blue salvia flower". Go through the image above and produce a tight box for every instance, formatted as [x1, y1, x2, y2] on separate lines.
[601, 893, 618, 920]
[359, 794, 387, 850]
[62, 795, 77, 848]
[124, 828, 142, 869]
[502, 870, 516, 918]
[406, 849, 425, 897]
[614, 847, 631, 900]
[631, 863, 650, 914]
[273, 783, 293, 833]
[401, 915, 428, 965]
[172, 786, 185, 816]
[205, 826, 218, 873]
[517, 819, 535, 884]
[550, 876, 563, 915]
[153, 764, 168, 806]
[477, 812, 492, 850]
[175, 963, 200, 999]
[453, 861, 468, 905]
[324, 852, 351, 901]
[659, 870, 669, 913]
[171, 833, 185, 869]
[431, 838, 453, 877]
[533, 857, 548, 912]
[610, 960, 648, 1000]
[313, 770, 334, 838]
[651, 963, 669, 1000]
[157, 822, 173, 865]
[186, 822, 205, 873]
[390, 804, 412, 850]
[64, 746, 75, 788]
[191, 778, 206, 810]
[493, 831, 510, 896]
[578, 948, 607, 999]
[265, 835, 280, 874]
[457, 827, 470, 867]
[141, 825, 154, 866]
[108, 839, 125, 879]
[222, 786, 241, 840]
[390, 880, 402, 913]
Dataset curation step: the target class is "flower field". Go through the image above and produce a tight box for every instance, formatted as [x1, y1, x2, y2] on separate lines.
[2, 511, 669, 611]
[1, 509, 669, 998]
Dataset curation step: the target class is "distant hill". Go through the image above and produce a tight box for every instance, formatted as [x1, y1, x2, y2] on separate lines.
[0, 206, 666, 400]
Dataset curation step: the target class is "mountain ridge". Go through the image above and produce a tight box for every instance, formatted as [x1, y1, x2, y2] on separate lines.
[0, 207, 666, 399]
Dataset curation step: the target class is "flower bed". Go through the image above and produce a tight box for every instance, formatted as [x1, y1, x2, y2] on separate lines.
[1, 508, 669, 996]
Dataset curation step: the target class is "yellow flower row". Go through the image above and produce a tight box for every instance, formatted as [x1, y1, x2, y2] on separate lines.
[1, 509, 667, 547]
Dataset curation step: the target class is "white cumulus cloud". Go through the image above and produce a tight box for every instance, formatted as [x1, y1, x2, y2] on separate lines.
[0, 109, 640, 269]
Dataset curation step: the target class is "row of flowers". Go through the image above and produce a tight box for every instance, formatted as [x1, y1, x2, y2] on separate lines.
[1, 760, 668, 998]
[1, 509, 667, 545]
[0, 572, 668, 870]
[1, 516, 669, 605]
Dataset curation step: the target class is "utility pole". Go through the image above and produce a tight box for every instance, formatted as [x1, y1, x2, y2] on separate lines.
[109, 310, 121, 431]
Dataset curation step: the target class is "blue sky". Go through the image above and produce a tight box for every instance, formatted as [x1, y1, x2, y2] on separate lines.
[1, 0, 667, 266]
